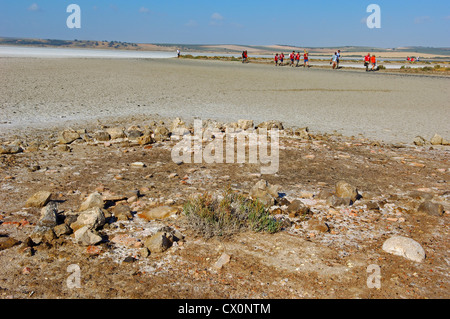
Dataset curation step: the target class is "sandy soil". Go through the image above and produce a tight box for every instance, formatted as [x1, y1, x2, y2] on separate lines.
[0, 57, 449, 144]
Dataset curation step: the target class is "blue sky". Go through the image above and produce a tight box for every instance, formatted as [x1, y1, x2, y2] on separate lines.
[0, 0, 449, 47]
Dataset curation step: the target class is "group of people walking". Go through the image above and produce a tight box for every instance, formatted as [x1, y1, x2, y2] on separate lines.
[273, 50, 379, 72]
[364, 53, 377, 71]
[274, 50, 310, 68]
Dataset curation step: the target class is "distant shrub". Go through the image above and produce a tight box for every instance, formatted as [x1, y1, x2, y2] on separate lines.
[378, 65, 386, 70]
[434, 65, 441, 69]
[421, 66, 433, 71]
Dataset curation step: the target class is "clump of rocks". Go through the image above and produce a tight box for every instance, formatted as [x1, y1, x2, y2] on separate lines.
[414, 133, 449, 146]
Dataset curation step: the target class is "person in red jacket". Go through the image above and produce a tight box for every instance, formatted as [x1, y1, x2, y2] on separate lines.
[280, 53, 284, 65]
[371, 55, 377, 71]
[364, 53, 371, 72]
[290, 51, 295, 67]
[303, 51, 310, 68]
[295, 52, 300, 67]
[275, 53, 279, 66]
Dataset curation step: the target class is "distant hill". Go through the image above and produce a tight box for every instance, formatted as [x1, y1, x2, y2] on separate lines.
[1, 37, 449, 58]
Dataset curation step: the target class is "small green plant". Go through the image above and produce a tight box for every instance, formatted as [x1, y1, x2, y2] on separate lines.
[183, 189, 282, 238]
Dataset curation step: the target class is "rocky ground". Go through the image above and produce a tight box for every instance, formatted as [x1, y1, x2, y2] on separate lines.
[0, 117, 449, 299]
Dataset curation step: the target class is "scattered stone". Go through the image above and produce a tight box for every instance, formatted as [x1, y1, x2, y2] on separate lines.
[335, 181, 359, 202]
[417, 201, 444, 217]
[105, 127, 126, 140]
[86, 245, 102, 255]
[0, 236, 20, 251]
[54, 224, 72, 237]
[307, 219, 330, 233]
[168, 173, 178, 179]
[257, 120, 284, 130]
[123, 256, 136, 263]
[140, 247, 150, 258]
[57, 144, 71, 152]
[58, 130, 80, 144]
[382, 236, 426, 263]
[74, 226, 102, 246]
[249, 180, 280, 206]
[71, 207, 106, 231]
[430, 134, 443, 146]
[126, 128, 143, 140]
[213, 253, 231, 270]
[0, 144, 22, 154]
[25, 191, 52, 208]
[138, 206, 178, 221]
[327, 195, 353, 207]
[294, 127, 310, 140]
[413, 136, 427, 146]
[237, 119, 254, 130]
[33, 202, 59, 235]
[153, 126, 171, 142]
[112, 204, 133, 221]
[144, 232, 173, 253]
[137, 134, 153, 145]
[111, 234, 140, 247]
[287, 200, 310, 217]
[93, 131, 111, 142]
[131, 162, 146, 168]
[79, 192, 104, 211]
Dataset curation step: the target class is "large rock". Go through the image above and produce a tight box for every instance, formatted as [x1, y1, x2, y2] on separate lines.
[138, 206, 178, 221]
[417, 201, 444, 217]
[74, 226, 102, 246]
[25, 191, 52, 208]
[106, 127, 126, 140]
[143, 232, 173, 253]
[249, 180, 281, 206]
[382, 236, 426, 262]
[79, 192, 104, 211]
[70, 207, 106, 231]
[35, 202, 59, 229]
[335, 181, 359, 202]
[58, 130, 80, 144]
[430, 134, 443, 145]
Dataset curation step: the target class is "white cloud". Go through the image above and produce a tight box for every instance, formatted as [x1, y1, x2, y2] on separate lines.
[444, 15, 450, 20]
[27, 3, 40, 12]
[211, 13, 224, 21]
[139, 7, 150, 14]
[210, 13, 224, 26]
